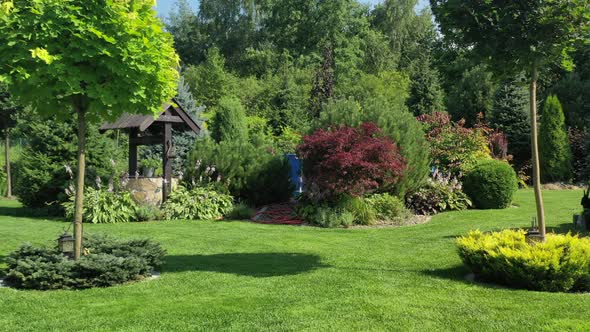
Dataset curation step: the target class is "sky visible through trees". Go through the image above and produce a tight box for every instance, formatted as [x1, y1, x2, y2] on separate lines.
[155, 0, 430, 18]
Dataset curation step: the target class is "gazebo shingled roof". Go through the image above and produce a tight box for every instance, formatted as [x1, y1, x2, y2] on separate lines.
[99, 98, 200, 202]
[99, 99, 200, 134]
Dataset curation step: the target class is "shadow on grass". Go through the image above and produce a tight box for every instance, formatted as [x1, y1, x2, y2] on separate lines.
[547, 223, 589, 236]
[422, 265, 517, 290]
[0, 206, 62, 221]
[422, 265, 470, 283]
[165, 253, 326, 277]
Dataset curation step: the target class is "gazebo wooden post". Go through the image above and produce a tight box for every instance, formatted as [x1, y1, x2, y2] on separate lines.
[129, 128, 138, 177]
[99, 99, 201, 204]
[162, 122, 173, 202]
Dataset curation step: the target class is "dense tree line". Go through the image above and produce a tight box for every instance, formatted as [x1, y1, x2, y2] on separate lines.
[162, 0, 589, 183]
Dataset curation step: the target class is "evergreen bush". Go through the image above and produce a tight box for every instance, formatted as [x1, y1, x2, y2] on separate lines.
[539, 95, 572, 182]
[457, 229, 590, 292]
[12, 114, 125, 212]
[227, 203, 255, 220]
[4, 235, 165, 290]
[462, 160, 518, 209]
[489, 79, 531, 168]
[185, 138, 294, 206]
[210, 96, 248, 143]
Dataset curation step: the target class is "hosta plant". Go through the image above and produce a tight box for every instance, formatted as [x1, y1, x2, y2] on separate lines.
[406, 169, 472, 215]
[63, 186, 138, 224]
[163, 186, 233, 221]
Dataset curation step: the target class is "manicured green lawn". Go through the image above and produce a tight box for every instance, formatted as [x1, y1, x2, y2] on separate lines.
[0, 190, 588, 331]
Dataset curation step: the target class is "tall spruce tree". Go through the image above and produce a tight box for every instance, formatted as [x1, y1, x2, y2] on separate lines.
[539, 95, 572, 182]
[489, 79, 531, 167]
[407, 55, 445, 115]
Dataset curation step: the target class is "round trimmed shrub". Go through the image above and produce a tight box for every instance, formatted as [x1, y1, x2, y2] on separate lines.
[462, 159, 517, 209]
[457, 229, 590, 292]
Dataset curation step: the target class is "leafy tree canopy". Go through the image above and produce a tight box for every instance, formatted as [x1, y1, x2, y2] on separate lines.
[0, 0, 179, 121]
[430, 0, 590, 76]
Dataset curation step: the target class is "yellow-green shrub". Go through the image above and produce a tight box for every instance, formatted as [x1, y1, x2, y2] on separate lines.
[457, 229, 590, 292]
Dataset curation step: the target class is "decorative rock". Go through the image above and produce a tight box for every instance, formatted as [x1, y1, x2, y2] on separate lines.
[126, 177, 178, 207]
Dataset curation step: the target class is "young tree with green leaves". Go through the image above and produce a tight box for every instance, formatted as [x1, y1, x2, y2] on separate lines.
[431, 0, 590, 240]
[539, 95, 572, 182]
[0, 0, 179, 259]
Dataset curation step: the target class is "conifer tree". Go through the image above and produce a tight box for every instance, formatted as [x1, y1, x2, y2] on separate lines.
[489, 79, 531, 167]
[210, 96, 248, 143]
[539, 95, 572, 182]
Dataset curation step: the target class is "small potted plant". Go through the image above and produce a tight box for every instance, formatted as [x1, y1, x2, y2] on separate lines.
[140, 158, 160, 177]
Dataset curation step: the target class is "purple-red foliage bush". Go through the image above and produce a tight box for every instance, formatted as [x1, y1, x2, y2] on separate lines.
[297, 122, 406, 199]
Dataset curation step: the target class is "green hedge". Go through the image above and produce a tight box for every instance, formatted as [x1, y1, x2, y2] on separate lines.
[462, 159, 517, 209]
[457, 229, 590, 292]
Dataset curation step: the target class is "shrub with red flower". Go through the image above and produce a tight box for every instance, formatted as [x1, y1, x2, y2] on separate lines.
[296, 122, 407, 199]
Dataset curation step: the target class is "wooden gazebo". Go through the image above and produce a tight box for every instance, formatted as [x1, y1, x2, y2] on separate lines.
[100, 98, 200, 202]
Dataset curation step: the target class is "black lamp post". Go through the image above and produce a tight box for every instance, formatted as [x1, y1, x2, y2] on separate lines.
[57, 233, 75, 258]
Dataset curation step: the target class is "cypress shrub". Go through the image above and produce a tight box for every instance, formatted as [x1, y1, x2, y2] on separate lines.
[539, 95, 572, 182]
[210, 96, 248, 143]
[463, 159, 518, 209]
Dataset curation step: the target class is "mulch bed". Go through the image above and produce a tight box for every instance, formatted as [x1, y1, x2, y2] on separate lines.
[251, 203, 303, 225]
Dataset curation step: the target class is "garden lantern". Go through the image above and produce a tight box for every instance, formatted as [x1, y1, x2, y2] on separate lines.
[58, 233, 75, 258]
[527, 217, 542, 242]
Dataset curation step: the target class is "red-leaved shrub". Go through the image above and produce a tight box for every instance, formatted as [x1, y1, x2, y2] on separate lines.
[297, 122, 406, 199]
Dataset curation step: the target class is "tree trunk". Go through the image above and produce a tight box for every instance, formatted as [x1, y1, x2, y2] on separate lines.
[530, 64, 546, 240]
[74, 107, 86, 260]
[4, 128, 11, 198]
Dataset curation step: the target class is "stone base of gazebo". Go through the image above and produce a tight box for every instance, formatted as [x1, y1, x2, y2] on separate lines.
[126, 177, 179, 207]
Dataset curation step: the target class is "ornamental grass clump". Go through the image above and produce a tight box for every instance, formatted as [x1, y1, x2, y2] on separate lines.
[457, 229, 590, 292]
